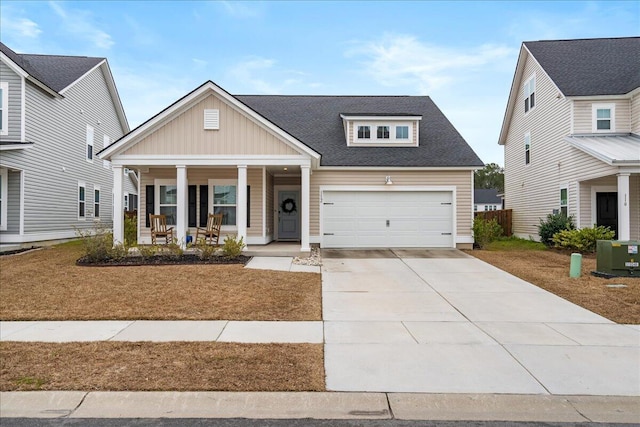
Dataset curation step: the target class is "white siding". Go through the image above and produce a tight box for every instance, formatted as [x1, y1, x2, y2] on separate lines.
[0, 61, 22, 140]
[631, 91, 640, 134]
[573, 99, 631, 134]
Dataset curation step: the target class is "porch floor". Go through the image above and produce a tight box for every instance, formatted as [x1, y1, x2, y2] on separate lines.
[244, 241, 306, 257]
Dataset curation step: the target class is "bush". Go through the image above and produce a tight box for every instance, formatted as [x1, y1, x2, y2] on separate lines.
[473, 217, 503, 249]
[222, 235, 245, 257]
[193, 240, 219, 260]
[137, 244, 158, 260]
[552, 226, 615, 253]
[164, 239, 184, 259]
[124, 215, 137, 248]
[76, 224, 127, 262]
[538, 213, 574, 247]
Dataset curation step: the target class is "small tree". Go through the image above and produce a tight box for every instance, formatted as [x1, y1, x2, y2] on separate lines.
[473, 217, 503, 249]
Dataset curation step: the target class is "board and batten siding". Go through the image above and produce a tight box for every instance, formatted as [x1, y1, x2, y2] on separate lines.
[503, 52, 620, 239]
[138, 167, 264, 242]
[573, 99, 632, 134]
[308, 169, 474, 244]
[0, 61, 23, 140]
[0, 65, 126, 240]
[121, 94, 300, 156]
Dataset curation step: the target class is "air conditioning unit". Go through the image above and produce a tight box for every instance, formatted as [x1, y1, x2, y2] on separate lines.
[594, 240, 639, 278]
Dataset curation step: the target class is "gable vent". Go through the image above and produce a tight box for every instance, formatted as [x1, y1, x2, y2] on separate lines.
[204, 109, 219, 130]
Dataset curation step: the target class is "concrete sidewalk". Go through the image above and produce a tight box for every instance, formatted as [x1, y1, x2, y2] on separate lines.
[2, 391, 639, 423]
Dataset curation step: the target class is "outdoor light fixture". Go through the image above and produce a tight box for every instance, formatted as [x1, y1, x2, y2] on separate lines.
[385, 176, 393, 185]
[283, 167, 288, 171]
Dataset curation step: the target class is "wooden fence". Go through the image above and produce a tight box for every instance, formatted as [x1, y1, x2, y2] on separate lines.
[474, 209, 512, 237]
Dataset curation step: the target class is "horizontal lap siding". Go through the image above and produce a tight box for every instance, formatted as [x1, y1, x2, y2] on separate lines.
[632, 92, 640, 134]
[1, 67, 124, 238]
[0, 62, 22, 140]
[573, 99, 631, 134]
[122, 95, 299, 156]
[309, 169, 473, 240]
[266, 172, 274, 237]
[6, 170, 20, 232]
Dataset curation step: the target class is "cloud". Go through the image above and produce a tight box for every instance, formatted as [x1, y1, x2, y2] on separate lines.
[1, 16, 42, 39]
[48, 1, 114, 50]
[224, 57, 324, 94]
[218, 0, 263, 18]
[346, 33, 514, 94]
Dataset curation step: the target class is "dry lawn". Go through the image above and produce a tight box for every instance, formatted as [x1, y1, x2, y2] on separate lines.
[0, 342, 324, 391]
[469, 249, 640, 324]
[0, 244, 321, 321]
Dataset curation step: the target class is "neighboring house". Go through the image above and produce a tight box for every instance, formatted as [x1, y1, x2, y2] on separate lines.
[100, 81, 483, 251]
[0, 43, 133, 247]
[499, 37, 640, 241]
[474, 189, 502, 212]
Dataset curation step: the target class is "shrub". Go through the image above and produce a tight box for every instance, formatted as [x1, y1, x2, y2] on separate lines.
[137, 244, 158, 260]
[194, 240, 219, 260]
[124, 215, 137, 248]
[538, 213, 574, 247]
[552, 226, 615, 253]
[473, 217, 503, 249]
[164, 239, 184, 259]
[222, 235, 245, 257]
[76, 224, 127, 262]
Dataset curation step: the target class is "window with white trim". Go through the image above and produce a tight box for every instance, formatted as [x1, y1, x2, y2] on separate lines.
[524, 132, 531, 165]
[0, 168, 7, 230]
[357, 125, 370, 139]
[396, 125, 409, 139]
[592, 104, 615, 132]
[78, 182, 86, 220]
[0, 82, 8, 136]
[155, 180, 177, 226]
[124, 193, 129, 214]
[560, 187, 568, 217]
[209, 179, 237, 226]
[103, 135, 111, 169]
[94, 186, 100, 219]
[377, 126, 390, 139]
[524, 75, 535, 113]
[86, 125, 94, 162]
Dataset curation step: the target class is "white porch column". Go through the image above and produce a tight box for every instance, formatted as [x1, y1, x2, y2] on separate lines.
[112, 165, 124, 246]
[237, 165, 247, 246]
[617, 173, 630, 241]
[176, 165, 188, 247]
[300, 164, 311, 252]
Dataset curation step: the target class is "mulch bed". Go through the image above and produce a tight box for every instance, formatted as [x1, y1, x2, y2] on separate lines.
[77, 254, 251, 266]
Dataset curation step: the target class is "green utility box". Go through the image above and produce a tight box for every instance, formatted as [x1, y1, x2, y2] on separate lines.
[595, 240, 640, 277]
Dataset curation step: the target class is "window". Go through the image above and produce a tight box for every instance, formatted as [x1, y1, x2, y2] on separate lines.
[357, 125, 370, 139]
[593, 104, 615, 132]
[396, 125, 409, 139]
[124, 193, 129, 213]
[103, 135, 111, 169]
[377, 126, 390, 139]
[0, 168, 7, 230]
[0, 82, 7, 136]
[524, 75, 535, 113]
[524, 132, 531, 165]
[94, 186, 100, 219]
[86, 125, 94, 162]
[78, 182, 86, 219]
[156, 183, 177, 225]
[560, 187, 568, 217]
[210, 179, 237, 226]
[474, 205, 478, 212]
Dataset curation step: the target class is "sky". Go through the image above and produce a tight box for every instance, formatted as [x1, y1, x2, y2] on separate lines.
[1, 1, 638, 166]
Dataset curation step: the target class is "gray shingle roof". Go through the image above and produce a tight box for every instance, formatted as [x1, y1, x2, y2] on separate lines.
[524, 37, 640, 96]
[236, 95, 484, 167]
[0, 42, 104, 93]
[474, 188, 501, 204]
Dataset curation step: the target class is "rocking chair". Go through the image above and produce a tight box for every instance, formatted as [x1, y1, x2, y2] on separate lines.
[149, 214, 174, 244]
[196, 213, 223, 246]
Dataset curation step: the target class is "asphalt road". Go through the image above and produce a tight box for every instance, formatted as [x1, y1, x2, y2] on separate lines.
[0, 419, 635, 427]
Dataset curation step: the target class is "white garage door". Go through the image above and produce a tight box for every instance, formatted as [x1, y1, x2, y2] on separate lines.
[322, 190, 454, 248]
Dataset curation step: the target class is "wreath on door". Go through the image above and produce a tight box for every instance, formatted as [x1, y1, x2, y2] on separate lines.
[281, 198, 297, 214]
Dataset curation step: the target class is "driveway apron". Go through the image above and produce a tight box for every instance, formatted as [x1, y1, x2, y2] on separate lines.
[322, 250, 640, 396]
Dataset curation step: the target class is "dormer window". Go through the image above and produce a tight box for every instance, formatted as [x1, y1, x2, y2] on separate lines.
[357, 126, 370, 139]
[377, 126, 390, 139]
[396, 126, 409, 139]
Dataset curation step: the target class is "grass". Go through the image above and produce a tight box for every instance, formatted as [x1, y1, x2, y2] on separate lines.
[0, 243, 321, 321]
[0, 342, 324, 391]
[467, 238, 640, 324]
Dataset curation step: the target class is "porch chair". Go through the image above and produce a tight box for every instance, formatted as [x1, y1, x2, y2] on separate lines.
[196, 213, 224, 246]
[149, 214, 174, 244]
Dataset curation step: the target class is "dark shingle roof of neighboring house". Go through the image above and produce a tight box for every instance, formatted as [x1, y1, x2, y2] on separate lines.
[524, 37, 640, 96]
[236, 95, 484, 167]
[474, 189, 502, 204]
[0, 42, 104, 93]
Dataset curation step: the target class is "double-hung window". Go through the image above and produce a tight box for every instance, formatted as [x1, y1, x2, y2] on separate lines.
[0, 82, 8, 136]
[593, 104, 615, 132]
[396, 125, 409, 139]
[86, 125, 94, 162]
[377, 126, 390, 139]
[210, 179, 237, 226]
[524, 75, 535, 113]
[524, 132, 531, 165]
[357, 125, 370, 139]
[156, 183, 177, 225]
[78, 182, 86, 219]
[560, 187, 568, 217]
[94, 186, 100, 219]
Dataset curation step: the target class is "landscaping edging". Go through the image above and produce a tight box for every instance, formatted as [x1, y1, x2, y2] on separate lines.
[76, 254, 252, 267]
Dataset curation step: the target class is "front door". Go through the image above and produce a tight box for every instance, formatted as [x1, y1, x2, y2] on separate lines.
[596, 192, 618, 238]
[278, 190, 300, 240]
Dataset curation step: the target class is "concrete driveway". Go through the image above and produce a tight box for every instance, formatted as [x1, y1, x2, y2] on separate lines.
[322, 249, 640, 396]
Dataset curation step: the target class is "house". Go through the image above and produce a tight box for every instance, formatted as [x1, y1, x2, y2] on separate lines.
[474, 189, 502, 212]
[0, 43, 135, 247]
[499, 37, 640, 241]
[99, 81, 484, 251]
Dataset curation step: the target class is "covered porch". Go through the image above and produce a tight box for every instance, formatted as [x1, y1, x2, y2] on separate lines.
[112, 161, 312, 252]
